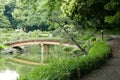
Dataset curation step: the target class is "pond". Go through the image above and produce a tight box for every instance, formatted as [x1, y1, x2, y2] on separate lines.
[0, 69, 19, 80]
[0, 58, 35, 80]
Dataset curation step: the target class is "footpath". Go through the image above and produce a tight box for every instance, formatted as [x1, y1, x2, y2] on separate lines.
[80, 38, 120, 80]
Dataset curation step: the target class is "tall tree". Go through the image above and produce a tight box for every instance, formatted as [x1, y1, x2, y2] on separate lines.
[0, 0, 11, 27]
[12, 0, 49, 31]
[3, 0, 16, 27]
[104, 0, 120, 26]
[61, 0, 120, 29]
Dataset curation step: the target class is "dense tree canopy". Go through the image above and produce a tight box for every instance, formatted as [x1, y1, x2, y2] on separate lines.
[61, 0, 120, 29]
[0, 0, 119, 30]
[0, 0, 49, 31]
[12, 0, 49, 31]
[0, 0, 11, 27]
[104, 0, 120, 25]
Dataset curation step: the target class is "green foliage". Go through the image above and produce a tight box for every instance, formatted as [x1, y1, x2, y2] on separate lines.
[90, 37, 96, 42]
[70, 48, 84, 57]
[63, 46, 73, 52]
[47, 46, 73, 63]
[0, 28, 13, 33]
[0, 29, 59, 44]
[12, 0, 49, 30]
[0, 43, 8, 50]
[18, 40, 111, 80]
[0, 0, 49, 31]
[60, 0, 120, 29]
[28, 30, 42, 37]
[87, 40, 111, 69]
[80, 33, 93, 41]
[0, 0, 11, 28]
[61, 0, 103, 28]
[81, 37, 96, 52]
[0, 0, 119, 30]
[104, 11, 120, 24]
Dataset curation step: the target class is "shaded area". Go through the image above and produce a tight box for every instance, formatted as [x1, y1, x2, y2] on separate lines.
[13, 46, 24, 53]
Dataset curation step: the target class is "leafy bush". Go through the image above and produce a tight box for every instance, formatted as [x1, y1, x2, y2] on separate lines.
[90, 37, 96, 42]
[82, 37, 96, 52]
[80, 34, 93, 41]
[0, 28, 14, 33]
[18, 40, 111, 80]
[63, 46, 73, 52]
[71, 48, 83, 57]
[0, 43, 8, 50]
[28, 30, 42, 37]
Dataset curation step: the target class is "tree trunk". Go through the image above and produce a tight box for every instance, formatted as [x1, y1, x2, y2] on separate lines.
[49, 19, 87, 55]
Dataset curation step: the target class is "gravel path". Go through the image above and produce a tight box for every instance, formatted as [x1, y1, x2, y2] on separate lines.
[80, 38, 120, 80]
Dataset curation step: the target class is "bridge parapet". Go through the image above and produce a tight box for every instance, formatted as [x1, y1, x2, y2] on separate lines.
[5, 39, 78, 48]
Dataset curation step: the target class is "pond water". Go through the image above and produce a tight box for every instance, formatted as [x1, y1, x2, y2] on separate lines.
[0, 57, 34, 80]
[0, 69, 19, 80]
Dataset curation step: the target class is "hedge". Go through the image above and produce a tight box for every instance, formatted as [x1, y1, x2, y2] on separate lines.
[18, 40, 111, 80]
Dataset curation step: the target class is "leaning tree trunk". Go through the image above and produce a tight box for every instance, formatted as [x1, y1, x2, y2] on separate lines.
[49, 19, 87, 55]
[63, 27, 87, 55]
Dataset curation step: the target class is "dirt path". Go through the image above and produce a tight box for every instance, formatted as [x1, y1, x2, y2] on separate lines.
[80, 38, 120, 80]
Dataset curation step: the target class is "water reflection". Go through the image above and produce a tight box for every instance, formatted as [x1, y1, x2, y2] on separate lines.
[0, 69, 19, 80]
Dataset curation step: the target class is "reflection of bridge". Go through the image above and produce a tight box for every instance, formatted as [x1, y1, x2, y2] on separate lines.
[6, 39, 78, 63]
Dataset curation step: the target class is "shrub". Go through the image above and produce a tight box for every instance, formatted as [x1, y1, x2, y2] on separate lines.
[63, 46, 73, 52]
[80, 34, 93, 41]
[18, 40, 111, 80]
[1, 28, 13, 33]
[28, 30, 42, 37]
[90, 37, 96, 42]
[0, 43, 8, 50]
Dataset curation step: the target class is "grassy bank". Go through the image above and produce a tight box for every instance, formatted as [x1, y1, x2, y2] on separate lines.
[18, 40, 111, 80]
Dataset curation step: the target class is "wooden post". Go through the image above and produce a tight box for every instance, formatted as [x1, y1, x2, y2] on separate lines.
[101, 30, 104, 40]
[41, 44, 44, 63]
[67, 73, 71, 80]
[45, 44, 49, 54]
[77, 68, 81, 80]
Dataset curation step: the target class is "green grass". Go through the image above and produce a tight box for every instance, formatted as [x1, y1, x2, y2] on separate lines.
[0, 28, 113, 80]
[18, 40, 111, 80]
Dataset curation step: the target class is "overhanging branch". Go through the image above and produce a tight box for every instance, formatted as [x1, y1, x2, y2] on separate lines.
[48, 18, 87, 55]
